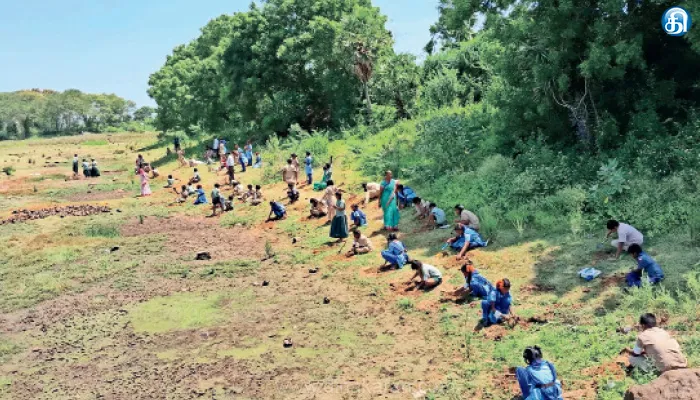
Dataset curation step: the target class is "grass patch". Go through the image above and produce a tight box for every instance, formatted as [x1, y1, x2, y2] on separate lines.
[129, 292, 230, 334]
[84, 222, 120, 238]
[0, 337, 21, 363]
[82, 139, 109, 146]
[217, 345, 268, 359]
[197, 259, 260, 279]
[396, 298, 415, 311]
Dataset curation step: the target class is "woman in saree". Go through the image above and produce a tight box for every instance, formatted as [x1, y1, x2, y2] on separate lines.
[138, 167, 152, 197]
[377, 170, 400, 231]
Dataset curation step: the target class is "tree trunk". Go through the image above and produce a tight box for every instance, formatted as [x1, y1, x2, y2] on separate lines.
[363, 82, 372, 117]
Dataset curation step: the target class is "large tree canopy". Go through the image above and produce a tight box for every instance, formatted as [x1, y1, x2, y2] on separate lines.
[148, 0, 396, 136]
[430, 0, 700, 151]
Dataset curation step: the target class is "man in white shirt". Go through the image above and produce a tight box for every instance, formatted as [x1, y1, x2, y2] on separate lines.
[225, 152, 235, 184]
[607, 220, 644, 259]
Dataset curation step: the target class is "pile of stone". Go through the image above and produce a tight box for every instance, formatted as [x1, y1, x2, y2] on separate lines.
[1, 205, 111, 225]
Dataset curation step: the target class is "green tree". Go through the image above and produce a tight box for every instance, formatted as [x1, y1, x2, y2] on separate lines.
[133, 106, 156, 121]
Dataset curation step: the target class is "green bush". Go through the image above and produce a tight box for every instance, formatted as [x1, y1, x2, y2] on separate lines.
[84, 223, 120, 238]
[2, 166, 15, 176]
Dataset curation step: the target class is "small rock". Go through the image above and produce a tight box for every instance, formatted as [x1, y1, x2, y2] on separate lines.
[195, 252, 212, 261]
[262, 280, 270, 287]
[617, 326, 633, 334]
[323, 297, 330, 304]
[292, 237, 299, 244]
[308, 267, 318, 274]
[116, 209, 122, 213]
[283, 338, 293, 348]
[110, 246, 120, 252]
[413, 390, 427, 399]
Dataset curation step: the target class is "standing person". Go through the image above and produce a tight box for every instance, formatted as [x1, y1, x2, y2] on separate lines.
[481, 279, 512, 326]
[72, 154, 79, 176]
[322, 180, 337, 223]
[138, 167, 151, 197]
[90, 159, 100, 177]
[268, 201, 287, 221]
[362, 182, 381, 204]
[291, 153, 300, 181]
[177, 148, 187, 168]
[210, 184, 224, 216]
[626, 313, 687, 373]
[304, 151, 313, 185]
[408, 260, 443, 290]
[381, 233, 408, 269]
[225, 152, 235, 184]
[237, 145, 247, 172]
[606, 220, 644, 260]
[350, 204, 367, 228]
[378, 170, 400, 231]
[446, 224, 487, 260]
[346, 230, 373, 257]
[135, 154, 145, 173]
[282, 159, 298, 186]
[253, 152, 262, 168]
[245, 140, 253, 167]
[516, 347, 564, 400]
[173, 136, 181, 152]
[625, 244, 665, 288]
[329, 192, 349, 242]
[212, 137, 220, 153]
[82, 159, 90, 178]
[454, 205, 480, 231]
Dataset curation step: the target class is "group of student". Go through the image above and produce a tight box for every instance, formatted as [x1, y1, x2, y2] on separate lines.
[72, 154, 100, 178]
[107, 142, 681, 399]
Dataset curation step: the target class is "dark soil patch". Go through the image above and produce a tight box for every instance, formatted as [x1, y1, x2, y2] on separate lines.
[67, 189, 132, 202]
[1, 205, 111, 225]
[120, 216, 267, 262]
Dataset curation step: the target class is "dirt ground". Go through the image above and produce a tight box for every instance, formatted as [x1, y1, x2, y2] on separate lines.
[0, 133, 652, 400]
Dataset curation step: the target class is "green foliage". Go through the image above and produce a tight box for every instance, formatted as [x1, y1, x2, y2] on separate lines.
[84, 223, 120, 238]
[149, 0, 396, 135]
[2, 166, 15, 176]
[0, 89, 140, 139]
[396, 298, 414, 311]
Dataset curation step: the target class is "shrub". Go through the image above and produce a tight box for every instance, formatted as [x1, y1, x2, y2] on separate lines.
[2, 166, 15, 176]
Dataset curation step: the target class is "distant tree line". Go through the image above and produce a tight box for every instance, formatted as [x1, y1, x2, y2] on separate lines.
[0, 89, 155, 140]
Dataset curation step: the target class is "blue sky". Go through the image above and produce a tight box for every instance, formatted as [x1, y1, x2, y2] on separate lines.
[0, 0, 439, 107]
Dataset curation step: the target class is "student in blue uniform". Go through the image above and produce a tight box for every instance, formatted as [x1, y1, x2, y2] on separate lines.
[452, 262, 494, 300]
[446, 224, 487, 260]
[395, 184, 416, 209]
[268, 201, 287, 221]
[245, 140, 254, 167]
[304, 151, 313, 185]
[381, 233, 409, 269]
[253, 152, 262, 168]
[350, 204, 367, 228]
[481, 278, 512, 326]
[625, 244, 665, 287]
[516, 346, 564, 400]
[193, 185, 208, 205]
